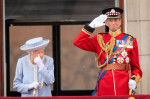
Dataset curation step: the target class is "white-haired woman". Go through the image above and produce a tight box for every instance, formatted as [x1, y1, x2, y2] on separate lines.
[13, 37, 55, 97]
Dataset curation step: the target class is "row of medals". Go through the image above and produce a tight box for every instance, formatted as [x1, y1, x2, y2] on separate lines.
[113, 50, 129, 64]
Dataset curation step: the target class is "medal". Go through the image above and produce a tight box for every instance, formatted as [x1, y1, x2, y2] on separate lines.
[121, 50, 128, 58]
[117, 57, 124, 64]
[125, 57, 130, 63]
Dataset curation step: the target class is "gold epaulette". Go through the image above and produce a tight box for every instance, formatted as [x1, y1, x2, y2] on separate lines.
[124, 33, 135, 38]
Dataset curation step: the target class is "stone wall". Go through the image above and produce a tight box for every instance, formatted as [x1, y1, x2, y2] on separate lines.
[127, 0, 150, 94]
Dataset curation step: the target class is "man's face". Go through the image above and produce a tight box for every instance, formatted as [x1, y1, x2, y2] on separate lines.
[105, 18, 121, 32]
[30, 48, 44, 61]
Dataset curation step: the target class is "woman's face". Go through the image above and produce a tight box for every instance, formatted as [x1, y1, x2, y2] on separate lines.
[105, 18, 121, 32]
[30, 48, 44, 63]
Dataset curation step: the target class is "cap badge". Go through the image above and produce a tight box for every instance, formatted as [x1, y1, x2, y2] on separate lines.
[111, 9, 116, 13]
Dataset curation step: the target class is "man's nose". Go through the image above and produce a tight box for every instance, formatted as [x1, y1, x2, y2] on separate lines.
[112, 21, 115, 24]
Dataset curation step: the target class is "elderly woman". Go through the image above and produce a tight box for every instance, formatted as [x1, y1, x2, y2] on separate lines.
[13, 37, 55, 97]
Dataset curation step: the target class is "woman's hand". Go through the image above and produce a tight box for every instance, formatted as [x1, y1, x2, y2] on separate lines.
[34, 54, 44, 70]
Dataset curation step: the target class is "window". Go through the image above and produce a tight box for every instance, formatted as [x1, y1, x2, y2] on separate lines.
[6, 22, 105, 96]
[6, 25, 53, 96]
[60, 25, 104, 90]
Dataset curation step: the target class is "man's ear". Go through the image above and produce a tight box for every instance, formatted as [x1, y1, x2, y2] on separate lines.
[120, 19, 122, 24]
[119, 19, 122, 26]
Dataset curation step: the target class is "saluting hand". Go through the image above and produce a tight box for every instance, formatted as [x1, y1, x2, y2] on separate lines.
[89, 14, 107, 28]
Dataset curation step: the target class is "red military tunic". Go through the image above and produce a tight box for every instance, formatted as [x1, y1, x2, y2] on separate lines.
[73, 25, 142, 95]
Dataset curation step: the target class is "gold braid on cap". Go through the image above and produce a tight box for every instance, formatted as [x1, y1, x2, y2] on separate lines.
[95, 34, 131, 68]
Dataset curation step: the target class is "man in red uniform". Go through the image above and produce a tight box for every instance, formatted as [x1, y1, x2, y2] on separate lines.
[73, 7, 142, 95]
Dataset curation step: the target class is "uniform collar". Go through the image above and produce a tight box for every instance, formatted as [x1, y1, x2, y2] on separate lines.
[109, 28, 121, 37]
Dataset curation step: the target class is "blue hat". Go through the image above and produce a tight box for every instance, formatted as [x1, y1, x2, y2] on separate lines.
[20, 37, 50, 52]
[102, 7, 123, 19]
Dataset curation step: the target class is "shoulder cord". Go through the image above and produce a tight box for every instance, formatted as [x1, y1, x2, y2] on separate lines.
[96, 34, 131, 68]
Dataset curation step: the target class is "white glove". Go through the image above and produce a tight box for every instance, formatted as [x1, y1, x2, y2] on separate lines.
[28, 82, 39, 90]
[128, 79, 137, 90]
[34, 54, 44, 69]
[89, 14, 107, 28]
